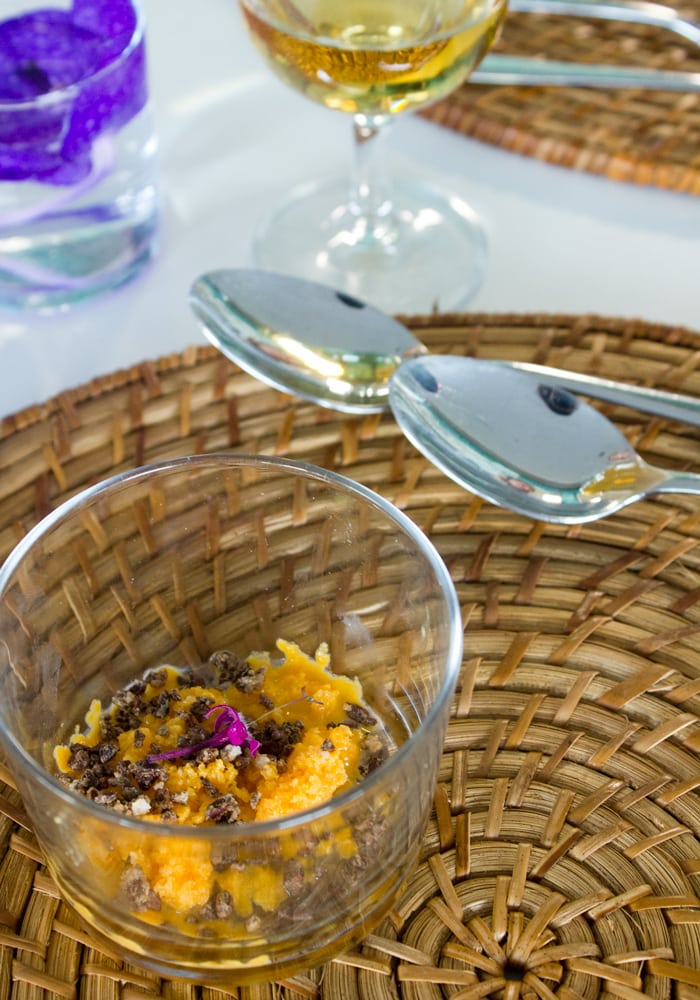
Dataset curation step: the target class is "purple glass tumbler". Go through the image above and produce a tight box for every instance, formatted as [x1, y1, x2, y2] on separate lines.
[0, 0, 159, 308]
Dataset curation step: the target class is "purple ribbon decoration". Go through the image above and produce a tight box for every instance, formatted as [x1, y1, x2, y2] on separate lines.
[0, 0, 148, 186]
[147, 706, 262, 764]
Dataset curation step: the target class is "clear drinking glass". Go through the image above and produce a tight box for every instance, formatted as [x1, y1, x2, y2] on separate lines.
[238, 0, 507, 314]
[0, 454, 462, 984]
[0, 0, 159, 309]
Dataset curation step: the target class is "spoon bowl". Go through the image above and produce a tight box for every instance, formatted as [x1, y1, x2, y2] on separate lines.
[190, 269, 425, 413]
[390, 356, 700, 523]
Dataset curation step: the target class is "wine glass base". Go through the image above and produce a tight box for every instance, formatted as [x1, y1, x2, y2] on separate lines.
[252, 176, 487, 315]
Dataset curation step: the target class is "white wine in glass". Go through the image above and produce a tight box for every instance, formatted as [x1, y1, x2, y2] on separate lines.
[239, 0, 507, 313]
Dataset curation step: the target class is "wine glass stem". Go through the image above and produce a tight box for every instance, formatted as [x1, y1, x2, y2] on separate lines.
[349, 115, 396, 241]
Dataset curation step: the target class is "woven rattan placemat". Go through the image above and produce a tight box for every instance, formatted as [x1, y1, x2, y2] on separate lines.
[422, 0, 700, 194]
[3, 310, 700, 999]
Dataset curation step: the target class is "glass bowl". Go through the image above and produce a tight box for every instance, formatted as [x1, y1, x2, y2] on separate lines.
[0, 454, 462, 984]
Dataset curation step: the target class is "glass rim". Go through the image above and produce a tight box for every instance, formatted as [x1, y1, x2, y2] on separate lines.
[238, 0, 492, 49]
[0, 0, 144, 112]
[0, 452, 464, 840]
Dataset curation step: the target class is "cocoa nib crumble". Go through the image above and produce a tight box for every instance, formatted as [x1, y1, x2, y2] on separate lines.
[120, 863, 161, 912]
[200, 776, 220, 799]
[204, 794, 240, 824]
[359, 733, 389, 777]
[200, 886, 234, 920]
[210, 649, 265, 692]
[251, 719, 303, 763]
[344, 702, 377, 728]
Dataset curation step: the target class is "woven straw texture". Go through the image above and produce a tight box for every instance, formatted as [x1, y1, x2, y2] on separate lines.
[422, 0, 700, 194]
[2, 310, 700, 999]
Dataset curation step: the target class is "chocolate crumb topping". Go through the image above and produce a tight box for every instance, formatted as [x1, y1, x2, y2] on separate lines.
[94, 792, 118, 806]
[114, 707, 141, 733]
[146, 668, 167, 689]
[179, 724, 208, 747]
[113, 688, 142, 711]
[204, 794, 240, 824]
[149, 691, 171, 719]
[253, 719, 303, 762]
[201, 887, 234, 920]
[154, 787, 171, 807]
[211, 845, 245, 872]
[68, 746, 90, 770]
[200, 776, 220, 798]
[344, 702, 377, 728]
[359, 734, 389, 776]
[130, 761, 166, 790]
[120, 864, 161, 912]
[98, 742, 118, 764]
[210, 649, 266, 692]
[283, 858, 305, 897]
[190, 695, 215, 721]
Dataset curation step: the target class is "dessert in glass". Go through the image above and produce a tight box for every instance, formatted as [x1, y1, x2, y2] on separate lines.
[0, 454, 462, 983]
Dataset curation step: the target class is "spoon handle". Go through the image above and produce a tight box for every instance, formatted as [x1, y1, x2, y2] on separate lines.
[473, 55, 700, 91]
[501, 362, 700, 427]
[653, 471, 700, 495]
[507, 0, 700, 46]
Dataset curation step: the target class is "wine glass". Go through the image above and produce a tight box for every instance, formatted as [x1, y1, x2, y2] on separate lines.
[238, 0, 507, 314]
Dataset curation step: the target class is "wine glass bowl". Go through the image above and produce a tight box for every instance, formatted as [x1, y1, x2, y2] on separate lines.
[238, 0, 508, 313]
[240, 0, 505, 117]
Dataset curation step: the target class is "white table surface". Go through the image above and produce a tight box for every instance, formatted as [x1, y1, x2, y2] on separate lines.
[1, 0, 699, 421]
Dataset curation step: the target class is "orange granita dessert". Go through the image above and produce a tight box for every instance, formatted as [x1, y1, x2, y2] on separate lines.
[54, 639, 387, 824]
[52, 640, 389, 928]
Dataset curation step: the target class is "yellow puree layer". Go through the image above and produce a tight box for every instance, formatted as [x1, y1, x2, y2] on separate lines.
[53, 641, 366, 920]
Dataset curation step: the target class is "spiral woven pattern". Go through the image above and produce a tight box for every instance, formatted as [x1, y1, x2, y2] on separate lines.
[422, 0, 700, 194]
[2, 310, 700, 998]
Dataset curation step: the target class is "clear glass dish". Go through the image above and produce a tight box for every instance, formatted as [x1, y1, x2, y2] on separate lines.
[0, 454, 462, 984]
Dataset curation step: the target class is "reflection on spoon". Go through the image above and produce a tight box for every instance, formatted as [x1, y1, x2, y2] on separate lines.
[190, 268, 425, 413]
[190, 269, 700, 426]
[390, 355, 700, 523]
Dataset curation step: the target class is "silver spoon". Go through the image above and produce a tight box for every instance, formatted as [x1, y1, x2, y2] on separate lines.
[189, 270, 700, 522]
[390, 355, 700, 523]
[189, 269, 700, 427]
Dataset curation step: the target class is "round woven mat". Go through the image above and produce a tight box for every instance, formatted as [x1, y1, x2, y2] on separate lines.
[3, 310, 700, 999]
[422, 0, 700, 194]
